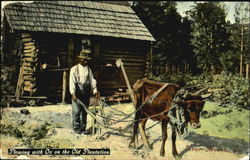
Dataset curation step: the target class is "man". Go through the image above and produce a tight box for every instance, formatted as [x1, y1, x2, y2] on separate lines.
[69, 50, 100, 134]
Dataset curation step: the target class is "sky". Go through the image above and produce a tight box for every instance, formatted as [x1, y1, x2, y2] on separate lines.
[1, 1, 248, 24]
[176, 1, 242, 24]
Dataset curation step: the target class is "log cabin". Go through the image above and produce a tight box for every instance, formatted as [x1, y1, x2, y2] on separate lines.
[1, 1, 155, 103]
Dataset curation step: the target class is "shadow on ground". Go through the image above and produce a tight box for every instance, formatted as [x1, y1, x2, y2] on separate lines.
[180, 132, 249, 156]
[146, 130, 249, 157]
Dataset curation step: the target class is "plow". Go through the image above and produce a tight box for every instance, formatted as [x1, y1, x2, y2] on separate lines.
[79, 59, 175, 137]
[81, 59, 213, 139]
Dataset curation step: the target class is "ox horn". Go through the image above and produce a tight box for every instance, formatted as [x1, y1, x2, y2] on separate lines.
[192, 87, 208, 96]
[201, 92, 213, 99]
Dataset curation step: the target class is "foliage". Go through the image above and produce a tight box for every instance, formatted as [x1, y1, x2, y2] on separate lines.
[219, 50, 239, 72]
[212, 72, 248, 108]
[133, 2, 245, 75]
[231, 2, 250, 64]
[132, 2, 195, 73]
[0, 124, 23, 138]
[194, 102, 249, 143]
[1, 66, 16, 107]
[187, 72, 248, 109]
[30, 139, 61, 148]
[201, 108, 232, 119]
[147, 72, 194, 87]
[234, 2, 250, 25]
[22, 123, 66, 148]
[148, 72, 248, 109]
[187, 2, 232, 73]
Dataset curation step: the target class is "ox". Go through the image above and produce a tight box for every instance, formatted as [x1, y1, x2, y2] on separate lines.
[129, 78, 211, 160]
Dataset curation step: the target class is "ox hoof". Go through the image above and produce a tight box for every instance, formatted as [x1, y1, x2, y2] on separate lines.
[129, 143, 135, 149]
[146, 146, 151, 151]
[173, 154, 182, 160]
[160, 150, 165, 157]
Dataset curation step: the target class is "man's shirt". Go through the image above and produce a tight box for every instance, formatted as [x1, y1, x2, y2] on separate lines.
[69, 64, 97, 95]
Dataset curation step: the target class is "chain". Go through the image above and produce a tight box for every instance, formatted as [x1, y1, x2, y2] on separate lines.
[89, 98, 175, 125]
[85, 86, 190, 138]
[81, 83, 181, 133]
[107, 83, 170, 125]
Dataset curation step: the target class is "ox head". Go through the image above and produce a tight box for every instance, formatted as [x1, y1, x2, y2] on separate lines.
[175, 89, 212, 129]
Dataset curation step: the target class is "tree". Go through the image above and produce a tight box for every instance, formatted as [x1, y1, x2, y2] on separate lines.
[132, 2, 194, 74]
[187, 2, 231, 74]
[232, 2, 250, 76]
[179, 17, 196, 73]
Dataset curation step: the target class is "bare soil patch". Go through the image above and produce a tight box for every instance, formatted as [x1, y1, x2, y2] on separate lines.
[0, 103, 248, 160]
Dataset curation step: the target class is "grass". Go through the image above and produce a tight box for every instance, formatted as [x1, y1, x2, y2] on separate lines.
[191, 101, 250, 142]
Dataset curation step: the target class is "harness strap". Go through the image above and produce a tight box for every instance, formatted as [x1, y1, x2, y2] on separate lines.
[76, 64, 91, 83]
[142, 106, 174, 120]
[85, 83, 170, 125]
[144, 83, 169, 104]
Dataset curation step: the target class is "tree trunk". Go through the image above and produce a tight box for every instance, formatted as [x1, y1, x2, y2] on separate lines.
[240, 24, 244, 76]
[246, 64, 249, 79]
[240, 54, 243, 76]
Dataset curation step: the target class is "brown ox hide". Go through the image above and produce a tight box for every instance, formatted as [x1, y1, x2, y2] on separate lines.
[129, 78, 206, 160]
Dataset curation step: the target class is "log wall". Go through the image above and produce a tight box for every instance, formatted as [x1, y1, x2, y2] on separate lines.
[34, 32, 74, 102]
[21, 33, 38, 95]
[5, 31, 150, 100]
[96, 37, 150, 95]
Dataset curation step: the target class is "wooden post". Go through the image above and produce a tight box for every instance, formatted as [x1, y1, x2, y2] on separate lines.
[16, 64, 24, 100]
[67, 39, 74, 68]
[116, 58, 153, 149]
[115, 59, 136, 107]
[150, 42, 153, 75]
[62, 70, 67, 105]
[94, 41, 100, 79]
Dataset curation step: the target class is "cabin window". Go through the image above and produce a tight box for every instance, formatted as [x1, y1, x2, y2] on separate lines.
[81, 38, 91, 53]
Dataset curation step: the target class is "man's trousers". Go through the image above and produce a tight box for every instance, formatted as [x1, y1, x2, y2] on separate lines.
[72, 97, 89, 132]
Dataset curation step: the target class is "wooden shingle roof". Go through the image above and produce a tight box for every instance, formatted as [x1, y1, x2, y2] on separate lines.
[3, 1, 155, 41]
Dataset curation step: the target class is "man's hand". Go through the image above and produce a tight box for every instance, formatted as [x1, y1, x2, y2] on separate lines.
[95, 92, 100, 100]
[72, 94, 77, 101]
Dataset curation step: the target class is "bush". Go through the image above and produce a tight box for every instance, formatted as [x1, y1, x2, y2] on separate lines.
[187, 72, 248, 109]
[31, 139, 60, 148]
[0, 124, 23, 138]
[147, 72, 194, 87]
[147, 72, 249, 109]
[212, 72, 248, 108]
[1, 66, 16, 108]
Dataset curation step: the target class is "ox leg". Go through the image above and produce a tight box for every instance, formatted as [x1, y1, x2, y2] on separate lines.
[160, 120, 168, 156]
[129, 121, 138, 148]
[141, 119, 151, 149]
[129, 112, 141, 148]
[139, 120, 150, 150]
[171, 126, 182, 160]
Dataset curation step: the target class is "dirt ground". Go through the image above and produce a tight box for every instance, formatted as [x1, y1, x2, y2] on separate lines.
[0, 102, 249, 160]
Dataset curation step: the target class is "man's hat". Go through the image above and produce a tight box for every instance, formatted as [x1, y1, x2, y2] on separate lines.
[77, 50, 91, 59]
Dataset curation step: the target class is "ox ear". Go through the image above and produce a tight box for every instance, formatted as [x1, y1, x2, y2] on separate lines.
[201, 92, 213, 99]
[176, 93, 191, 102]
